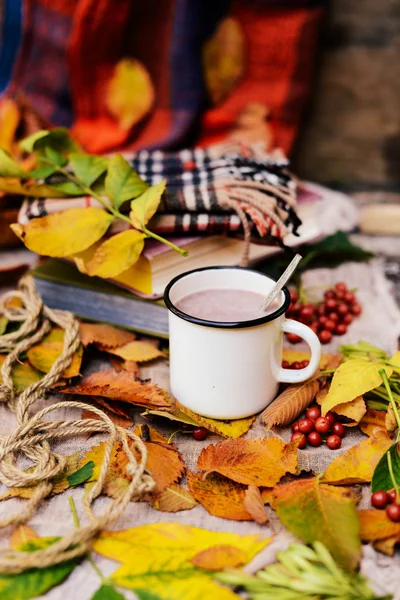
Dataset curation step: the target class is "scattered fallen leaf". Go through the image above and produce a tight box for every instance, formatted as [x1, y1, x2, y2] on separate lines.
[317, 387, 366, 423]
[82, 397, 134, 429]
[0, 453, 80, 500]
[261, 379, 319, 430]
[133, 424, 170, 445]
[244, 486, 269, 525]
[197, 437, 298, 486]
[10, 207, 113, 257]
[321, 359, 392, 416]
[359, 509, 400, 541]
[67, 461, 95, 487]
[58, 369, 173, 410]
[79, 322, 136, 349]
[323, 429, 392, 485]
[360, 408, 388, 436]
[373, 535, 399, 556]
[109, 340, 164, 363]
[27, 328, 82, 378]
[149, 484, 197, 513]
[188, 472, 252, 521]
[10, 525, 38, 551]
[0, 355, 42, 391]
[203, 17, 245, 105]
[106, 59, 155, 130]
[272, 477, 361, 571]
[190, 545, 247, 571]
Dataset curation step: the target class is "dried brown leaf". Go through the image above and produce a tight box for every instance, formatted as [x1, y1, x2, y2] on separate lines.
[197, 437, 298, 487]
[148, 484, 197, 512]
[385, 404, 397, 432]
[373, 536, 398, 556]
[359, 408, 388, 436]
[133, 424, 170, 445]
[58, 369, 173, 410]
[79, 322, 136, 349]
[187, 472, 252, 521]
[244, 486, 269, 524]
[261, 379, 320, 430]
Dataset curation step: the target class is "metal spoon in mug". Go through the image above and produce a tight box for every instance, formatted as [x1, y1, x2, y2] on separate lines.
[260, 253, 302, 312]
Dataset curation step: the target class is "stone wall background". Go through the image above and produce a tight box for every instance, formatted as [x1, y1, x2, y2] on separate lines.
[292, 0, 400, 197]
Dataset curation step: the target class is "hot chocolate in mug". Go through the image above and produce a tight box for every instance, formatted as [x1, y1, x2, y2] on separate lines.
[164, 266, 321, 420]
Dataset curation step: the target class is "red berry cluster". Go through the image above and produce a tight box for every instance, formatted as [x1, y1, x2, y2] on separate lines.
[282, 359, 309, 370]
[290, 405, 346, 450]
[286, 282, 362, 345]
[371, 490, 400, 522]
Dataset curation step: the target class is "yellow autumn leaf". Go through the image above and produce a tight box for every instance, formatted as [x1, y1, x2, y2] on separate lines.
[27, 328, 82, 378]
[9, 525, 38, 550]
[109, 340, 164, 363]
[11, 208, 113, 257]
[321, 359, 392, 416]
[130, 180, 166, 231]
[149, 484, 197, 513]
[191, 545, 248, 570]
[203, 17, 245, 105]
[0, 355, 42, 391]
[106, 58, 155, 130]
[323, 429, 393, 484]
[85, 230, 145, 278]
[316, 387, 366, 424]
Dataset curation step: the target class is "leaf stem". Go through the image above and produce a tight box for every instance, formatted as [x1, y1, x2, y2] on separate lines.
[379, 369, 400, 439]
[68, 496, 107, 584]
[143, 225, 188, 256]
[387, 451, 400, 504]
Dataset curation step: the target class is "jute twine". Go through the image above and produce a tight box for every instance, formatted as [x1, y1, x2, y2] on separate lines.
[0, 276, 155, 574]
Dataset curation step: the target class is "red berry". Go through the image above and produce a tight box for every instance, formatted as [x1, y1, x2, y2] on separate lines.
[308, 431, 322, 447]
[343, 313, 353, 325]
[299, 360, 309, 368]
[282, 360, 290, 369]
[335, 282, 347, 293]
[332, 422, 346, 438]
[291, 421, 300, 433]
[335, 323, 347, 336]
[351, 303, 362, 316]
[319, 329, 332, 344]
[310, 323, 319, 334]
[326, 434, 342, 450]
[325, 298, 337, 311]
[306, 406, 322, 421]
[328, 312, 339, 322]
[300, 306, 314, 323]
[319, 316, 328, 326]
[371, 490, 390, 510]
[324, 290, 336, 299]
[192, 427, 209, 441]
[291, 361, 301, 370]
[324, 319, 336, 332]
[289, 289, 298, 302]
[344, 291, 355, 304]
[325, 412, 335, 425]
[388, 490, 397, 503]
[291, 431, 307, 449]
[315, 417, 331, 434]
[318, 304, 327, 316]
[287, 333, 301, 344]
[337, 303, 349, 316]
[386, 503, 400, 522]
[298, 419, 315, 434]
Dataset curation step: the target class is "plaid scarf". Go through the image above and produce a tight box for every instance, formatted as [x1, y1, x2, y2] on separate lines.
[19, 143, 301, 265]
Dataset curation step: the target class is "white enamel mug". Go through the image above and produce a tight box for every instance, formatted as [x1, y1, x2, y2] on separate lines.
[164, 267, 321, 420]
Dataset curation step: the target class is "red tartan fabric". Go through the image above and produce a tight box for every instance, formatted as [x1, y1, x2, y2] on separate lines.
[7, 0, 326, 155]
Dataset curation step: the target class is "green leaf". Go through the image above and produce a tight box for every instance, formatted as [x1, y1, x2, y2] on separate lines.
[28, 165, 57, 179]
[44, 146, 68, 167]
[130, 181, 166, 231]
[105, 154, 148, 209]
[20, 537, 61, 552]
[91, 584, 126, 600]
[300, 231, 374, 270]
[20, 128, 81, 154]
[372, 443, 400, 493]
[69, 153, 109, 187]
[0, 149, 26, 178]
[0, 557, 76, 600]
[49, 180, 85, 196]
[67, 461, 95, 487]
[0, 316, 7, 335]
[135, 591, 163, 600]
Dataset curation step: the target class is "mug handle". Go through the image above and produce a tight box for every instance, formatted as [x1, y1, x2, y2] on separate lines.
[277, 319, 321, 384]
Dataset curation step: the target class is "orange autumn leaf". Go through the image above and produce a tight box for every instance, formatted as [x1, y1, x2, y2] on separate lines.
[244, 486, 269, 525]
[261, 379, 320, 430]
[79, 322, 136, 349]
[187, 472, 252, 521]
[359, 509, 400, 541]
[10, 525, 38, 551]
[373, 536, 399, 556]
[197, 437, 298, 487]
[58, 369, 173, 410]
[320, 353, 343, 370]
[385, 404, 397, 432]
[149, 484, 197, 513]
[82, 404, 134, 429]
[133, 423, 170, 446]
[108, 340, 163, 363]
[0, 97, 21, 152]
[191, 545, 247, 571]
[360, 408, 388, 436]
[106, 59, 155, 130]
[323, 429, 392, 485]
